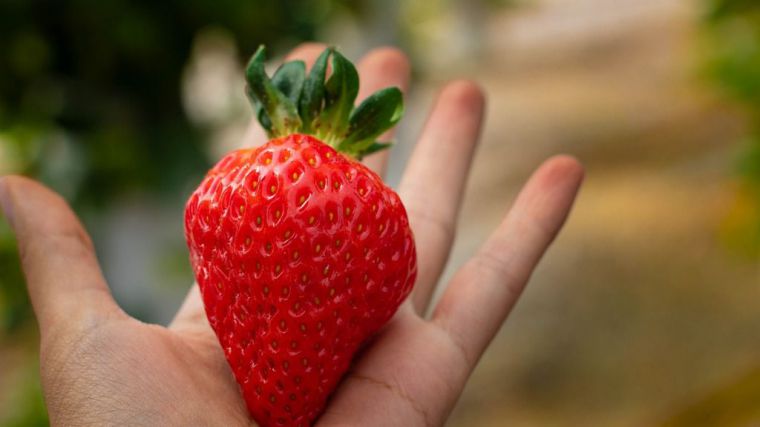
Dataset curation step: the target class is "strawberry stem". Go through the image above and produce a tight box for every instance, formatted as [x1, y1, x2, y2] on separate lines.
[245, 46, 404, 159]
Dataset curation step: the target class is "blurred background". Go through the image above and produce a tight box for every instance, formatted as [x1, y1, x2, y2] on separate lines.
[0, 0, 758, 425]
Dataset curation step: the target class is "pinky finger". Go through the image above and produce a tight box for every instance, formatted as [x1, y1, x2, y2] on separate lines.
[431, 155, 584, 367]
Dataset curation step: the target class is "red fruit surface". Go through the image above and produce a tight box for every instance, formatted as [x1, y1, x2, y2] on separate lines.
[184, 134, 417, 426]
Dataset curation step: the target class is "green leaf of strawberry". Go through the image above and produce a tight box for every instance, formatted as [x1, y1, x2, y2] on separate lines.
[315, 50, 359, 145]
[272, 60, 306, 106]
[245, 46, 302, 136]
[299, 48, 331, 134]
[340, 87, 404, 158]
[245, 46, 401, 160]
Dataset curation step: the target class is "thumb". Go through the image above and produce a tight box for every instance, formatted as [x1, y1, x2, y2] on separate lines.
[0, 176, 122, 337]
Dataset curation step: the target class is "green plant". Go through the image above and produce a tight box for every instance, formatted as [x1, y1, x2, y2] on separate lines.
[705, 0, 760, 255]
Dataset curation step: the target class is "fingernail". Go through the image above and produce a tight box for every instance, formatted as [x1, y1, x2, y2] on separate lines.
[0, 177, 14, 225]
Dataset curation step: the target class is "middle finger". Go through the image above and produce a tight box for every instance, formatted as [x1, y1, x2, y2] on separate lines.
[399, 80, 486, 315]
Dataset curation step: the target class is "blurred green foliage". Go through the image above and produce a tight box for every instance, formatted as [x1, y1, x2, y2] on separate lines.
[705, 0, 760, 255]
[0, 0, 360, 335]
[658, 2, 760, 424]
[2, 360, 48, 427]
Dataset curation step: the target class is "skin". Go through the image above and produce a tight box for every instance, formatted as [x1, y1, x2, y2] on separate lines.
[0, 43, 584, 426]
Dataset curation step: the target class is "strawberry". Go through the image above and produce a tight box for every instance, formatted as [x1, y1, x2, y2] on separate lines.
[184, 46, 417, 427]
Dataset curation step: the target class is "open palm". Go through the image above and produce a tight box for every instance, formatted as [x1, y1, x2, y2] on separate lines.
[0, 43, 583, 426]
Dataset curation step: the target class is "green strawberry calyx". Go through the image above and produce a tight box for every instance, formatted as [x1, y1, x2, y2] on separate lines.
[245, 45, 404, 160]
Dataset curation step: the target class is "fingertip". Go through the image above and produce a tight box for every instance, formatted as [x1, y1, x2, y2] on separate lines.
[517, 155, 584, 233]
[426, 81, 486, 148]
[2, 175, 61, 207]
[417, 80, 486, 153]
[358, 46, 411, 97]
[539, 155, 585, 191]
[440, 80, 486, 113]
[546, 154, 583, 170]
[361, 46, 411, 77]
[0, 175, 39, 226]
[0, 176, 89, 241]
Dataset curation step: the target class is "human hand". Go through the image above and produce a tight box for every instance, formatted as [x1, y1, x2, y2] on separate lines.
[0, 43, 583, 426]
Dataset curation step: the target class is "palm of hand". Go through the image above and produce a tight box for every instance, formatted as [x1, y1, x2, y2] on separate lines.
[0, 44, 583, 426]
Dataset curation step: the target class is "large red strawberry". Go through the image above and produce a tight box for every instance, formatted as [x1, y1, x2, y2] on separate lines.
[184, 46, 417, 427]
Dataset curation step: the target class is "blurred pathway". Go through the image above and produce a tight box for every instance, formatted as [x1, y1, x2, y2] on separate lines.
[395, 0, 760, 425]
